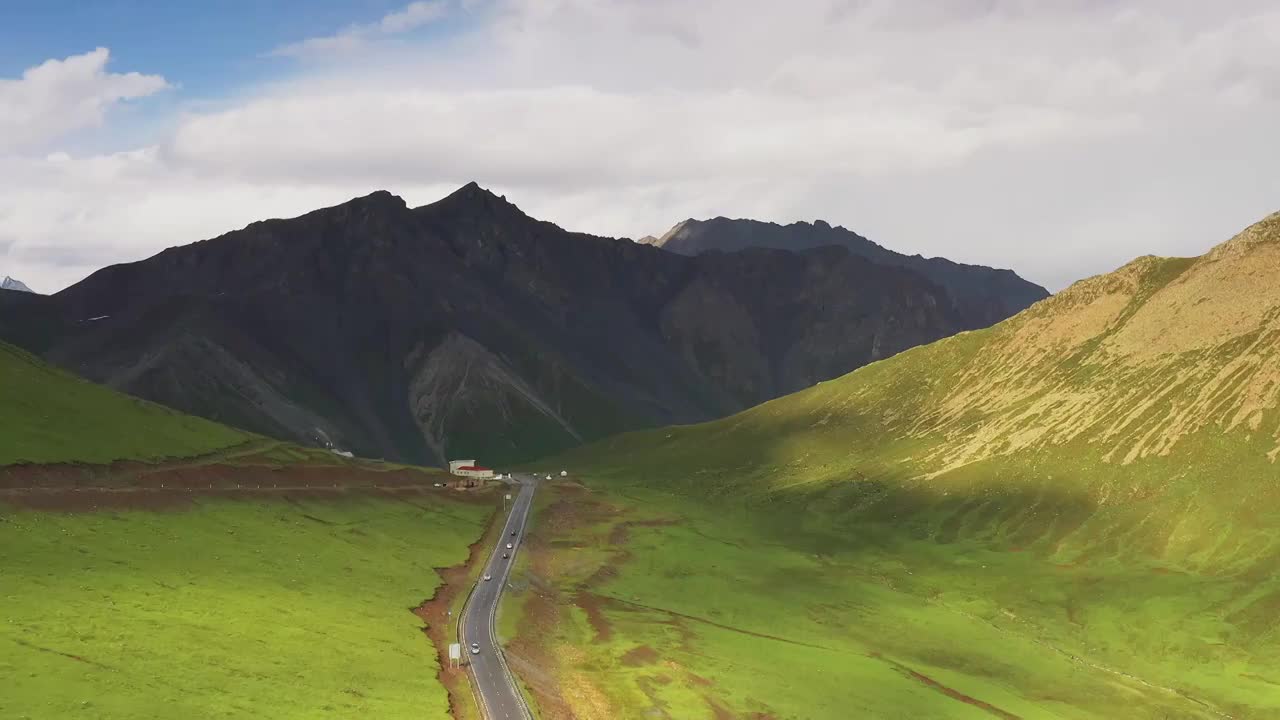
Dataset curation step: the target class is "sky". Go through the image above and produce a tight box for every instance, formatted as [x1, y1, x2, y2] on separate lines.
[2, 0, 1279, 294]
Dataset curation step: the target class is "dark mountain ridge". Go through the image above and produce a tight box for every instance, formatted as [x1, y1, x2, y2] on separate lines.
[641, 215, 1049, 327]
[1, 184, 1039, 466]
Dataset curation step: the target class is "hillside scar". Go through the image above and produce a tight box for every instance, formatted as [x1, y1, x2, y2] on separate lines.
[871, 653, 1021, 720]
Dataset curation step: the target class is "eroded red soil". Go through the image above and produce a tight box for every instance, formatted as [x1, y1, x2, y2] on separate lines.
[412, 503, 501, 720]
[620, 644, 659, 667]
[0, 459, 459, 512]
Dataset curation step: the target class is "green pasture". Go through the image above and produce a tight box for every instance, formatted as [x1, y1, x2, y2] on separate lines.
[504, 477, 1280, 719]
[0, 494, 490, 719]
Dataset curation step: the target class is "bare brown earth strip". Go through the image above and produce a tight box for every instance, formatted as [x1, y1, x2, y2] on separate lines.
[596, 595, 835, 652]
[1240, 673, 1280, 687]
[607, 517, 679, 546]
[504, 489, 625, 720]
[511, 486, 794, 720]
[871, 653, 1021, 720]
[0, 453, 472, 513]
[0, 452, 447, 492]
[707, 696, 736, 720]
[412, 502, 501, 720]
[620, 645, 659, 667]
[574, 589, 613, 643]
[702, 696, 780, 720]
[505, 577, 578, 720]
[0, 483, 465, 512]
[9, 638, 113, 670]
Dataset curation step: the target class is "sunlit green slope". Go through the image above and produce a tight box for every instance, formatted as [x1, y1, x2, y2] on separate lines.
[568, 211, 1280, 566]
[0, 340, 250, 464]
[531, 211, 1280, 719]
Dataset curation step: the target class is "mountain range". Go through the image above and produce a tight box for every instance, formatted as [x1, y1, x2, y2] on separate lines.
[0, 183, 1046, 467]
[640, 216, 1047, 328]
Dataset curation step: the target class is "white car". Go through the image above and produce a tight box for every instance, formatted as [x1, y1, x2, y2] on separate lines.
[506, 543, 513, 550]
[470, 642, 480, 655]
[483, 573, 492, 581]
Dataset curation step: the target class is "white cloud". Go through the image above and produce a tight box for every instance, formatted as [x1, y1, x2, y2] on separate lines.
[269, 1, 449, 58]
[0, 148, 459, 292]
[0, 48, 168, 154]
[380, 1, 450, 32]
[4, 0, 1280, 294]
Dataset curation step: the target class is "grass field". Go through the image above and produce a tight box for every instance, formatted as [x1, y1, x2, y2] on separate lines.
[1, 338, 506, 718]
[0, 341, 250, 465]
[0, 493, 492, 720]
[503, 480, 1280, 719]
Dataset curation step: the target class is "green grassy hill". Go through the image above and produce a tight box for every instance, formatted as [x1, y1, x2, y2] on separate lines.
[0, 340, 250, 464]
[568, 211, 1280, 561]
[1, 341, 491, 719]
[511, 212, 1280, 719]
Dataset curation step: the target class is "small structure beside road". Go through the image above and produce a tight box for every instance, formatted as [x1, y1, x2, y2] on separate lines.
[449, 459, 495, 480]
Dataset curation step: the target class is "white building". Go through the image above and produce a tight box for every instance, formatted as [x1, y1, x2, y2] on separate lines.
[449, 459, 495, 480]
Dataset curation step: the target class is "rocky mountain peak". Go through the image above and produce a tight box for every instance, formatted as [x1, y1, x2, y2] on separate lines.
[330, 189, 410, 218]
[1, 276, 34, 293]
[1205, 210, 1280, 262]
[421, 181, 529, 221]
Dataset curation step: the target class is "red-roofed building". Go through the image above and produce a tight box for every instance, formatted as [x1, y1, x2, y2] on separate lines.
[449, 459, 495, 480]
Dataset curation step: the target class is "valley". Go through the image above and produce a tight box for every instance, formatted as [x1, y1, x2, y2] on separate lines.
[6, 6, 1278, 720]
[517, 212, 1280, 718]
[6, 212, 1280, 719]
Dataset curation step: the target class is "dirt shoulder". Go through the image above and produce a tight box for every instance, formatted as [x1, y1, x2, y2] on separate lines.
[413, 499, 505, 720]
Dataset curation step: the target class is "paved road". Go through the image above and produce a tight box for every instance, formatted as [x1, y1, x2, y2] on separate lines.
[460, 474, 537, 720]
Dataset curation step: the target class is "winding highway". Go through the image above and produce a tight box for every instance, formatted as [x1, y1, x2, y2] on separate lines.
[460, 474, 538, 720]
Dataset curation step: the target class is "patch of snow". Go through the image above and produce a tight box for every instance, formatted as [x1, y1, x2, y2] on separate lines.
[1, 276, 34, 293]
[330, 449, 354, 458]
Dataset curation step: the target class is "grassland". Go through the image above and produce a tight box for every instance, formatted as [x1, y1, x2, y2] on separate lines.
[504, 215, 1280, 718]
[0, 341, 250, 465]
[505, 479, 1280, 719]
[1, 493, 492, 720]
[1, 338, 499, 718]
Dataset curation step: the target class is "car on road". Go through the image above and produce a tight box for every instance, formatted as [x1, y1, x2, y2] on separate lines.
[470, 642, 480, 655]
[510, 530, 517, 536]
[506, 542, 513, 549]
[483, 573, 492, 581]
[502, 552, 509, 559]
